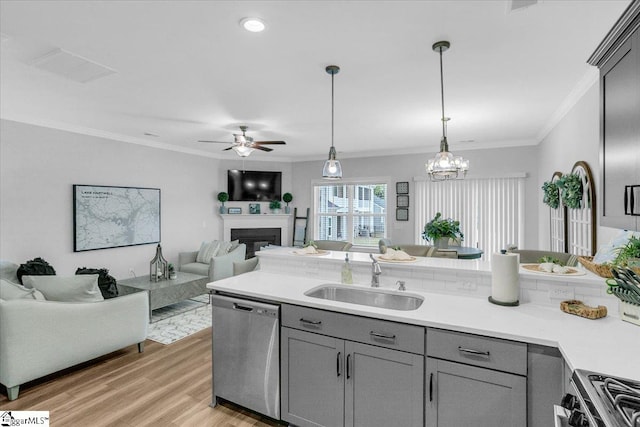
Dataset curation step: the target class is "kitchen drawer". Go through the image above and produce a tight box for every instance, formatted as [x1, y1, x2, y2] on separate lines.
[427, 328, 527, 375]
[282, 304, 425, 355]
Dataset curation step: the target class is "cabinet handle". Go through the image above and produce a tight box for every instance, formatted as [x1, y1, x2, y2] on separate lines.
[626, 185, 640, 216]
[346, 354, 351, 379]
[299, 318, 322, 326]
[458, 346, 490, 357]
[429, 373, 433, 402]
[370, 331, 396, 342]
[337, 352, 341, 377]
[232, 303, 254, 312]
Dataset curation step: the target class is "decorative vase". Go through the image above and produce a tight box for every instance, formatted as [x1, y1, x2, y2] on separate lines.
[271, 208, 281, 215]
[219, 205, 226, 214]
[285, 206, 291, 214]
[169, 271, 177, 280]
[435, 237, 449, 249]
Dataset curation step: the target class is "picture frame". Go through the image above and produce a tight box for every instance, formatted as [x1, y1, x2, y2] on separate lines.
[227, 207, 242, 214]
[249, 203, 261, 214]
[396, 181, 409, 194]
[397, 194, 409, 207]
[396, 208, 409, 221]
[73, 184, 160, 252]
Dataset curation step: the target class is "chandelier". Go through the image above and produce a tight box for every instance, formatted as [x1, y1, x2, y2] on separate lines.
[426, 41, 469, 181]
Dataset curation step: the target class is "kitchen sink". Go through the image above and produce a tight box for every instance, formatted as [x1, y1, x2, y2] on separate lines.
[304, 284, 424, 311]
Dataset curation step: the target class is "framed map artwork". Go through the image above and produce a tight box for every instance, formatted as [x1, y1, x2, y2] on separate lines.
[73, 184, 161, 252]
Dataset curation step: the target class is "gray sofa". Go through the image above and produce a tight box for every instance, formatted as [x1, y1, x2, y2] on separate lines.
[0, 261, 148, 400]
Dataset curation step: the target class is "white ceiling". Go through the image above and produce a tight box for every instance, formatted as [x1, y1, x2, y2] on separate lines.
[0, 0, 630, 162]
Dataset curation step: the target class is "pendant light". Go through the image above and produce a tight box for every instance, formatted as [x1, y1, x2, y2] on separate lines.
[322, 65, 343, 179]
[426, 41, 469, 181]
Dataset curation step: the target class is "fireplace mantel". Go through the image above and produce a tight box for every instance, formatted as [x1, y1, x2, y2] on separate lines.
[220, 214, 292, 247]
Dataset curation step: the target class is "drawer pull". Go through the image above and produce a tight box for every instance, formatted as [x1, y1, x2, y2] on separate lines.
[458, 346, 490, 357]
[370, 331, 397, 341]
[299, 318, 322, 326]
[623, 312, 639, 320]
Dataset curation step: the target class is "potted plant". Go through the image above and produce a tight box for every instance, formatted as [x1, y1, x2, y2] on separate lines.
[217, 192, 229, 214]
[283, 192, 293, 214]
[541, 181, 560, 209]
[167, 263, 177, 280]
[422, 212, 463, 249]
[614, 236, 640, 268]
[269, 199, 282, 214]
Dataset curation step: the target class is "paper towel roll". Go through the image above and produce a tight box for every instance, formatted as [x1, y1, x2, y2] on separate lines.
[490, 251, 520, 306]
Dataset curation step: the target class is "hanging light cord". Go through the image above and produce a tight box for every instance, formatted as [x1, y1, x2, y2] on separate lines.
[439, 45, 446, 139]
[331, 71, 335, 149]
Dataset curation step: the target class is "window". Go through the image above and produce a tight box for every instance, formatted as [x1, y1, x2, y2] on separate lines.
[414, 176, 525, 257]
[314, 182, 387, 247]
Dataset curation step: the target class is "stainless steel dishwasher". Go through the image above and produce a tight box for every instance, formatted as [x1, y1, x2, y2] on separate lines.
[211, 294, 280, 419]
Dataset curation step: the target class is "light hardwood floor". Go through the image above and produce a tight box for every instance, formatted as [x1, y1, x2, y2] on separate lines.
[0, 328, 281, 427]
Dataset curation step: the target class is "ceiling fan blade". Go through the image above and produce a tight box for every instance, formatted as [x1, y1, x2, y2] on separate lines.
[198, 140, 231, 144]
[254, 140, 286, 145]
[254, 146, 274, 152]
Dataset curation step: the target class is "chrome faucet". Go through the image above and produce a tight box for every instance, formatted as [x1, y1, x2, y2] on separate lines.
[369, 254, 382, 287]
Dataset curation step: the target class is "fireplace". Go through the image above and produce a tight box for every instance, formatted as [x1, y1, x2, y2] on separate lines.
[231, 228, 281, 258]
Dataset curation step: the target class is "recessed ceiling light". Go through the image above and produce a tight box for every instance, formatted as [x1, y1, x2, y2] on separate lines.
[240, 17, 266, 33]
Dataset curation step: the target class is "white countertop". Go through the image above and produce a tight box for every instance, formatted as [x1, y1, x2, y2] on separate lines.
[209, 270, 640, 381]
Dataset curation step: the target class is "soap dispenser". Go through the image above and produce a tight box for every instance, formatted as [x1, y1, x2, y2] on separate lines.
[341, 253, 353, 284]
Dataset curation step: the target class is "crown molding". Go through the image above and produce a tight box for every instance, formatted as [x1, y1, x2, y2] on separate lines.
[587, 0, 640, 67]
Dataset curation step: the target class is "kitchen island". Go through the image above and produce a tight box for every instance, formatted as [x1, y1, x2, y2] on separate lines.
[208, 249, 639, 426]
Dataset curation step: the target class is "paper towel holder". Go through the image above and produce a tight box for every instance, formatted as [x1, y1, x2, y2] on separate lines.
[488, 249, 520, 306]
[488, 296, 520, 307]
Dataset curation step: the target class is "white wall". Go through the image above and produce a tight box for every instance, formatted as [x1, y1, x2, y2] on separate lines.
[292, 146, 540, 248]
[0, 120, 223, 280]
[537, 82, 620, 251]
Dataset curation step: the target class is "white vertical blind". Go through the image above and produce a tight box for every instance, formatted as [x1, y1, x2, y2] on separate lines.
[415, 176, 525, 257]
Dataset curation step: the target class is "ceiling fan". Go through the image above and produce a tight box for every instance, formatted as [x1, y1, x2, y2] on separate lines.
[198, 126, 286, 157]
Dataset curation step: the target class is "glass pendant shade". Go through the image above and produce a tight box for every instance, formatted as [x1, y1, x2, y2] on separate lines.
[232, 145, 254, 157]
[322, 146, 342, 179]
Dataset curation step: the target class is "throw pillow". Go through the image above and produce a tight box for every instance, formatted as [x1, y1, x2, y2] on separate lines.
[0, 261, 20, 283]
[22, 275, 104, 303]
[0, 278, 45, 300]
[229, 239, 240, 252]
[75, 267, 119, 299]
[196, 241, 221, 263]
[217, 241, 233, 256]
[17, 257, 56, 286]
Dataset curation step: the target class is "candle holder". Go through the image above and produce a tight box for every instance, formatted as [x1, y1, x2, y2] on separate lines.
[150, 244, 168, 282]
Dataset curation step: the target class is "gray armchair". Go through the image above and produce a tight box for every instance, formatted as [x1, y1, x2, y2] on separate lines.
[378, 239, 434, 257]
[508, 249, 578, 266]
[178, 243, 246, 282]
[313, 240, 353, 251]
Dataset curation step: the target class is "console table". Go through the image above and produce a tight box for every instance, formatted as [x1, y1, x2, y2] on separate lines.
[118, 272, 209, 321]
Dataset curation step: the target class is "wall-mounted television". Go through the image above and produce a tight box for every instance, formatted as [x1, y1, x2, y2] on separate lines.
[228, 169, 282, 201]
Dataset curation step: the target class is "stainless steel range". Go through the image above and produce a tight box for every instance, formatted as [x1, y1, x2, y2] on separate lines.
[559, 369, 640, 427]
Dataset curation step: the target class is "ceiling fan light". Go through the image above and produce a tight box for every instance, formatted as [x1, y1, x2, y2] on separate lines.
[232, 145, 254, 157]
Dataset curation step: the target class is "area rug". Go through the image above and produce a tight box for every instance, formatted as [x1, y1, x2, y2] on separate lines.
[147, 295, 212, 345]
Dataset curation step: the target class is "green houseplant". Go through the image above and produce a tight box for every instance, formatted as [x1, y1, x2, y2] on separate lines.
[217, 192, 229, 214]
[613, 236, 640, 267]
[282, 192, 293, 214]
[541, 181, 560, 209]
[556, 174, 583, 209]
[422, 212, 463, 249]
[269, 199, 282, 213]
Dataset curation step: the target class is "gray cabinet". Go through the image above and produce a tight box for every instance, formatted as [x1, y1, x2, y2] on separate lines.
[425, 328, 528, 427]
[281, 327, 344, 427]
[426, 358, 526, 427]
[590, 4, 640, 230]
[281, 304, 424, 427]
